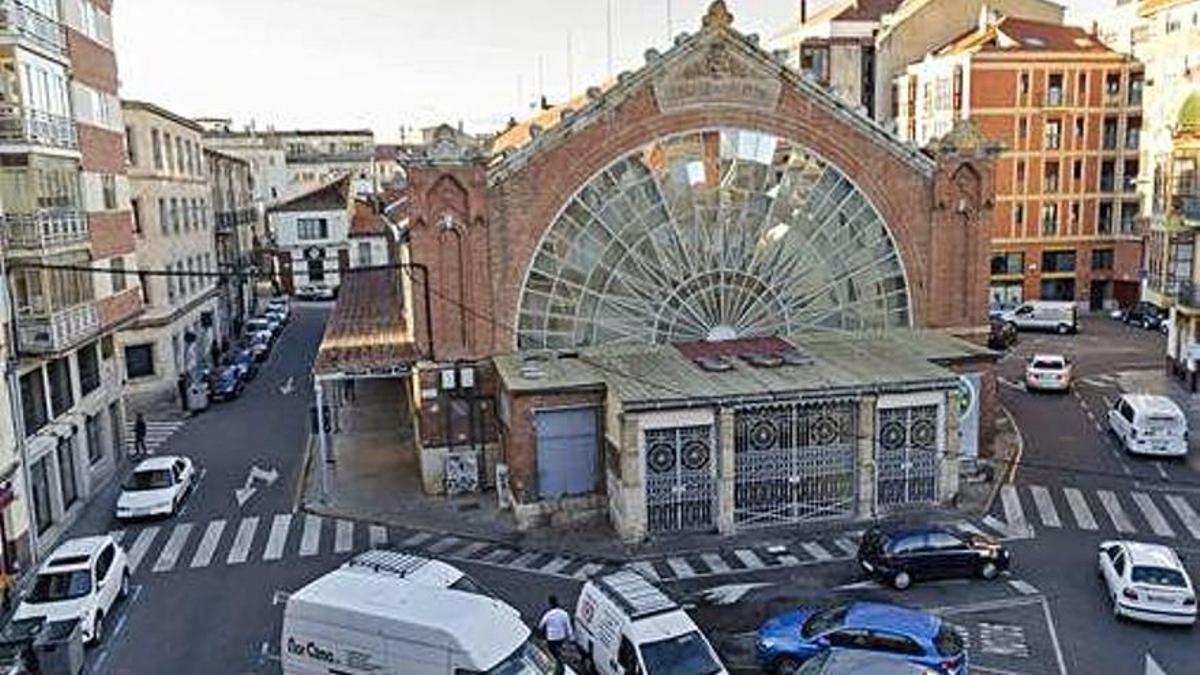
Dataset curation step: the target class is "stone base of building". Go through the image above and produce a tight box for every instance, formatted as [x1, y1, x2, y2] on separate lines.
[511, 494, 608, 531]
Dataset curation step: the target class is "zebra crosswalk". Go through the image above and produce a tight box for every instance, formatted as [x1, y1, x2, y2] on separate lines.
[997, 483, 1200, 541]
[124, 419, 187, 455]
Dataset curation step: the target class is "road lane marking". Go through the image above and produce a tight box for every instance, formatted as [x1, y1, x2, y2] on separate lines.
[1029, 485, 1061, 528]
[482, 547, 515, 563]
[1097, 490, 1136, 533]
[1000, 485, 1031, 538]
[665, 557, 696, 578]
[427, 536, 462, 554]
[1007, 579, 1040, 596]
[833, 538, 859, 556]
[127, 527, 160, 572]
[572, 563, 604, 579]
[701, 553, 731, 573]
[368, 525, 388, 547]
[455, 541, 489, 558]
[108, 530, 125, 546]
[509, 551, 541, 568]
[226, 516, 259, 564]
[800, 542, 834, 561]
[263, 514, 293, 561]
[733, 549, 765, 569]
[402, 531, 432, 547]
[190, 520, 226, 568]
[1063, 488, 1098, 530]
[539, 557, 571, 574]
[299, 515, 322, 556]
[152, 523, 193, 572]
[1131, 492, 1175, 538]
[1156, 463, 1169, 481]
[334, 519, 353, 553]
[1165, 495, 1200, 540]
[629, 561, 660, 581]
[778, 554, 801, 565]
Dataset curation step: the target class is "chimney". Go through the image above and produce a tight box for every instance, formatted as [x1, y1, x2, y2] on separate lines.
[540, 95, 552, 110]
[801, 0, 807, 24]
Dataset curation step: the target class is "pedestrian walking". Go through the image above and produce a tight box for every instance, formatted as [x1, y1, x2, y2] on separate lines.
[538, 595, 573, 670]
[134, 413, 148, 458]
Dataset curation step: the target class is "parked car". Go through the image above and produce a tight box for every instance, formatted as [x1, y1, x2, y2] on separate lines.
[249, 333, 271, 362]
[987, 318, 1018, 351]
[1107, 393, 1189, 457]
[231, 348, 259, 381]
[999, 300, 1077, 334]
[794, 649, 938, 675]
[756, 602, 966, 675]
[245, 318, 273, 343]
[857, 525, 1010, 590]
[11, 535, 130, 645]
[210, 366, 245, 401]
[116, 455, 196, 520]
[267, 296, 290, 312]
[267, 304, 290, 324]
[1025, 354, 1072, 392]
[1098, 540, 1196, 626]
[1123, 302, 1166, 331]
[296, 284, 336, 301]
[262, 314, 283, 337]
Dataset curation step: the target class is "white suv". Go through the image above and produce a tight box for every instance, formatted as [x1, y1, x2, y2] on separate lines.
[12, 535, 130, 644]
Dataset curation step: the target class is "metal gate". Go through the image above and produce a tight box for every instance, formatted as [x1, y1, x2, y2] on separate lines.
[733, 402, 857, 527]
[876, 405, 940, 508]
[644, 425, 715, 534]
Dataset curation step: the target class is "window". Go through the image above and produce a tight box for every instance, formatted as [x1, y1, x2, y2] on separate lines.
[151, 128, 163, 169]
[1126, 117, 1141, 149]
[1101, 160, 1116, 192]
[1105, 72, 1120, 96]
[1123, 160, 1138, 192]
[1014, 203, 1024, 226]
[992, 252, 1025, 276]
[1073, 159, 1083, 181]
[57, 438, 77, 509]
[799, 44, 830, 83]
[125, 125, 137, 165]
[20, 370, 48, 434]
[1044, 119, 1061, 149]
[1098, 201, 1114, 234]
[131, 198, 142, 234]
[107, 401, 121, 462]
[1016, 160, 1026, 184]
[1018, 118, 1028, 140]
[124, 344, 155, 378]
[85, 413, 103, 465]
[297, 218, 328, 240]
[1092, 248, 1114, 270]
[1120, 201, 1138, 234]
[1019, 72, 1029, 95]
[159, 198, 168, 234]
[357, 241, 372, 267]
[1074, 116, 1084, 141]
[1103, 117, 1118, 149]
[171, 197, 180, 233]
[175, 136, 184, 174]
[101, 174, 116, 210]
[163, 132, 174, 172]
[866, 631, 925, 656]
[1041, 203, 1059, 236]
[1042, 250, 1076, 273]
[78, 343, 100, 395]
[1128, 73, 1143, 105]
[307, 259, 325, 283]
[1077, 72, 1087, 97]
[166, 263, 176, 302]
[1044, 161, 1060, 193]
[1047, 73, 1064, 106]
[1113, 551, 1126, 576]
[111, 257, 126, 292]
[1070, 201, 1080, 227]
[30, 458, 51, 534]
[95, 545, 114, 582]
[48, 356, 73, 417]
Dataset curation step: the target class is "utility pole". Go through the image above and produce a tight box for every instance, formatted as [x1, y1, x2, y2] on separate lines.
[606, 0, 614, 78]
[667, 0, 673, 41]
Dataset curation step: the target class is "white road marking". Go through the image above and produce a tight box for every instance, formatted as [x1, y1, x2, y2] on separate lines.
[1007, 579, 1040, 596]
[665, 557, 697, 579]
[455, 541, 489, 558]
[299, 515, 322, 556]
[1165, 495, 1200, 540]
[226, 516, 259, 564]
[733, 549, 765, 569]
[629, 561, 660, 581]
[151, 523, 193, 572]
[368, 525, 388, 547]
[127, 527, 160, 572]
[402, 531, 432, 547]
[800, 542, 834, 561]
[427, 536, 463, 554]
[1131, 492, 1175, 538]
[699, 583, 771, 605]
[508, 551, 541, 568]
[1029, 485, 1062, 528]
[1145, 652, 1167, 675]
[833, 538, 859, 556]
[190, 520, 226, 568]
[572, 563, 605, 579]
[701, 553, 730, 573]
[1063, 488, 1099, 530]
[1156, 463, 1170, 481]
[483, 547, 515, 563]
[334, 519, 354, 553]
[262, 514, 292, 561]
[778, 554, 801, 565]
[1097, 490, 1136, 533]
[1000, 484, 1031, 538]
[539, 557, 571, 574]
[108, 530, 126, 546]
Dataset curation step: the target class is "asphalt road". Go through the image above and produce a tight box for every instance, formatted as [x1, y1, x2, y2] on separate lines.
[38, 311, 1195, 675]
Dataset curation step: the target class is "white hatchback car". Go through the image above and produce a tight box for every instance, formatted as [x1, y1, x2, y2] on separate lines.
[116, 455, 196, 520]
[1025, 354, 1072, 392]
[1099, 540, 1196, 625]
[12, 535, 130, 644]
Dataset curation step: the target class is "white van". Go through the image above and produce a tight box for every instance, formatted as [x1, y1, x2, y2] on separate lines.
[1000, 301, 1078, 334]
[574, 570, 726, 675]
[1107, 394, 1189, 457]
[282, 550, 569, 675]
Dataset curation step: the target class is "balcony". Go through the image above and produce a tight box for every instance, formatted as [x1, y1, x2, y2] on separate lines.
[1176, 281, 1200, 309]
[1175, 194, 1200, 224]
[16, 302, 99, 354]
[3, 208, 87, 253]
[0, 0, 66, 56]
[284, 150, 372, 164]
[0, 105, 76, 150]
[215, 208, 256, 233]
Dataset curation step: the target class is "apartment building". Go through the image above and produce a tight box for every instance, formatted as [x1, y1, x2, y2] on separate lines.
[268, 176, 352, 294]
[895, 13, 1145, 311]
[195, 118, 288, 209]
[205, 148, 258, 340]
[769, 0, 1063, 124]
[278, 129, 374, 198]
[118, 101, 221, 409]
[1, 0, 142, 558]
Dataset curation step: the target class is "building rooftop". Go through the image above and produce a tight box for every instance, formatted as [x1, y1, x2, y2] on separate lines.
[313, 267, 417, 377]
[121, 99, 204, 132]
[495, 330, 992, 410]
[938, 15, 1115, 56]
[268, 176, 350, 214]
[350, 200, 389, 238]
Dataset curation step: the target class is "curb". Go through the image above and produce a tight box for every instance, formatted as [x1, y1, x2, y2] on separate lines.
[291, 435, 315, 513]
[981, 402, 1024, 516]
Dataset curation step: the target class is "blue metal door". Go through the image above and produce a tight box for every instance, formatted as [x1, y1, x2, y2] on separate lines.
[535, 408, 599, 499]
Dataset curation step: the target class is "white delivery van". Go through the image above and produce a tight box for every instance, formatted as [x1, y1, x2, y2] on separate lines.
[574, 570, 727, 675]
[282, 550, 570, 675]
[1108, 393, 1190, 457]
[1000, 301, 1078, 334]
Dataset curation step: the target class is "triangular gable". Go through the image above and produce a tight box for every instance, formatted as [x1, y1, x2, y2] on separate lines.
[269, 175, 350, 213]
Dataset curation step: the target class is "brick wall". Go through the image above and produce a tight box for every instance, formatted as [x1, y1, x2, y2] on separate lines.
[98, 288, 143, 330]
[500, 388, 605, 504]
[88, 211, 135, 259]
[78, 125, 125, 174]
[66, 31, 118, 93]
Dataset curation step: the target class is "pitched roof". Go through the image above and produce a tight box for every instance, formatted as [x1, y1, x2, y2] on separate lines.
[938, 15, 1113, 55]
[268, 176, 350, 214]
[491, 88, 610, 158]
[350, 200, 389, 238]
[313, 267, 418, 376]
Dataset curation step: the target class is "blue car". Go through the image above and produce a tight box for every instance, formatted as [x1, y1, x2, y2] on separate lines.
[209, 366, 244, 402]
[231, 349, 259, 381]
[756, 602, 966, 675]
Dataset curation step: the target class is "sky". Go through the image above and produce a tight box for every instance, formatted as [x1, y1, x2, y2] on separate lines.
[113, 0, 1110, 143]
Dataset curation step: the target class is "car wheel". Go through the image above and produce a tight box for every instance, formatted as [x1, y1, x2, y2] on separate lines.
[1056, 323, 1069, 335]
[773, 655, 803, 675]
[91, 612, 104, 645]
[892, 571, 912, 590]
[119, 571, 130, 600]
[981, 562, 999, 580]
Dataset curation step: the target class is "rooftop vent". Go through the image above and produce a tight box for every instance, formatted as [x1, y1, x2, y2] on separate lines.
[695, 355, 734, 372]
[741, 352, 784, 368]
[780, 350, 814, 366]
[519, 352, 550, 379]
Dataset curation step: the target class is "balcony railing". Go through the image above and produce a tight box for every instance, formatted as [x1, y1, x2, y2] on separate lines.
[0, 105, 76, 149]
[1176, 281, 1200, 309]
[215, 208, 256, 232]
[3, 208, 87, 252]
[284, 151, 372, 164]
[1175, 194, 1200, 223]
[16, 302, 99, 354]
[0, 0, 66, 56]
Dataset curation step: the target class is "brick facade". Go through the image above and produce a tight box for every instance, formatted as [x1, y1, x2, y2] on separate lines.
[65, 31, 118, 93]
[78, 125, 126, 174]
[97, 288, 143, 330]
[498, 389, 605, 504]
[87, 211, 135, 259]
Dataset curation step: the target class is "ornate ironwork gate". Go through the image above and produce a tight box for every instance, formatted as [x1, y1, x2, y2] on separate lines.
[876, 405, 940, 508]
[644, 425, 715, 534]
[733, 402, 857, 527]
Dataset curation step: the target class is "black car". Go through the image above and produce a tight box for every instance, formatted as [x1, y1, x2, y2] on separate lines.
[1123, 302, 1165, 330]
[857, 525, 1010, 590]
[209, 366, 244, 402]
[987, 318, 1018, 351]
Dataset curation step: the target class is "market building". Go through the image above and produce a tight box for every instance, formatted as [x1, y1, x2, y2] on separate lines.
[315, 2, 999, 541]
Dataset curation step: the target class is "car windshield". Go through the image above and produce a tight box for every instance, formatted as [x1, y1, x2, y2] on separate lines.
[802, 606, 848, 638]
[27, 570, 91, 603]
[933, 623, 964, 657]
[484, 637, 556, 675]
[124, 469, 173, 491]
[640, 631, 723, 675]
[1031, 359, 1064, 370]
[1131, 565, 1187, 587]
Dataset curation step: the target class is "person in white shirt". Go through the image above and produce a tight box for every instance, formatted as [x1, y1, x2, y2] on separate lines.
[538, 595, 573, 665]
